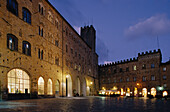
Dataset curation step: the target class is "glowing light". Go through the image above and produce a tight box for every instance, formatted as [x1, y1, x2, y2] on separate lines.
[163, 91, 168, 97]
[112, 86, 117, 90]
[137, 83, 139, 86]
[130, 92, 132, 94]
[139, 92, 142, 95]
[66, 75, 69, 78]
[148, 92, 150, 94]
[102, 91, 105, 95]
[90, 82, 93, 84]
[123, 92, 126, 94]
[158, 86, 164, 91]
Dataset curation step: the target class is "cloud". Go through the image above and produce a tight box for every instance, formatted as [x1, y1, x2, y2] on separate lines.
[125, 14, 170, 38]
[97, 38, 109, 64]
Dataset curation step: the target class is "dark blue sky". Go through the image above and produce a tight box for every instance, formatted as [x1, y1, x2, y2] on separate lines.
[49, 0, 170, 64]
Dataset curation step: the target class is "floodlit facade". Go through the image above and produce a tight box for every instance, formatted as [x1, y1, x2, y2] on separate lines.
[0, 0, 98, 100]
[99, 49, 170, 97]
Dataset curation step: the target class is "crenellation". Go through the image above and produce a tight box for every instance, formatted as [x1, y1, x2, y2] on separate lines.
[99, 49, 170, 97]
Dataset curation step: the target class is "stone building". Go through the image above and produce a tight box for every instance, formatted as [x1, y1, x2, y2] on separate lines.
[0, 0, 98, 100]
[99, 49, 170, 97]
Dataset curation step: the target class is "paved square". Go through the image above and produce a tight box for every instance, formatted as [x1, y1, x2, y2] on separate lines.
[0, 97, 170, 112]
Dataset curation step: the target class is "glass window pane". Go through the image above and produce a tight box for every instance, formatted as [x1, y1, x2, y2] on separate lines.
[7, 69, 30, 94]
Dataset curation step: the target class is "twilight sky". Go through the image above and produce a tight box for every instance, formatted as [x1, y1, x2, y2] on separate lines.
[49, 0, 170, 64]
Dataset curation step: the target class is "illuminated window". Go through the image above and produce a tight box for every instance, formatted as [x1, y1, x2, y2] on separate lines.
[142, 64, 146, 69]
[163, 67, 166, 72]
[38, 77, 44, 95]
[22, 7, 31, 24]
[8, 69, 30, 94]
[78, 65, 81, 71]
[7, 34, 18, 51]
[133, 65, 137, 70]
[23, 41, 31, 56]
[47, 79, 53, 95]
[7, 0, 18, 16]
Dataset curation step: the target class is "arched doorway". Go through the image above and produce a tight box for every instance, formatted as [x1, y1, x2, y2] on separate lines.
[38, 77, 44, 95]
[126, 88, 130, 96]
[121, 88, 124, 95]
[151, 87, 156, 97]
[163, 91, 168, 97]
[55, 80, 60, 97]
[134, 87, 138, 96]
[77, 77, 80, 96]
[142, 88, 147, 97]
[66, 74, 72, 97]
[82, 78, 87, 96]
[7, 69, 30, 94]
[47, 79, 53, 95]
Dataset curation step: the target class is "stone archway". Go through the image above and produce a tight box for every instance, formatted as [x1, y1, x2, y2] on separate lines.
[38, 77, 44, 95]
[121, 88, 124, 95]
[151, 87, 156, 97]
[47, 79, 53, 95]
[77, 77, 81, 96]
[66, 74, 72, 97]
[126, 88, 130, 96]
[82, 78, 87, 96]
[134, 87, 138, 96]
[55, 80, 60, 97]
[142, 88, 147, 97]
[7, 69, 30, 94]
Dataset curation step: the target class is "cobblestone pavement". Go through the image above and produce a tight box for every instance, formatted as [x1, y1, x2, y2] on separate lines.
[0, 96, 170, 112]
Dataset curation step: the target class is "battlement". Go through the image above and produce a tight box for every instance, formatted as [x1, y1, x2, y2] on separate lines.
[99, 57, 138, 67]
[99, 49, 161, 67]
[138, 49, 161, 56]
[81, 25, 94, 29]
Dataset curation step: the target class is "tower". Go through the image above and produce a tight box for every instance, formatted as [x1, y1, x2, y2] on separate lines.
[81, 25, 96, 52]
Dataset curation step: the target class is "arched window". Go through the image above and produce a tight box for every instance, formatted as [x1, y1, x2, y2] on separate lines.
[38, 3, 44, 15]
[48, 11, 53, 22]
[38, 77, 44, 95]
[22, 41, 31, 56]
[7, 34, 18, 51]
[22, 7, 31, 24]
[7, 0, 18, 16]
[38, 26, 43, 37]
[8, 69, 30, 94]
[47, 79, 53, 95]
[41, 50, 43, 60]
